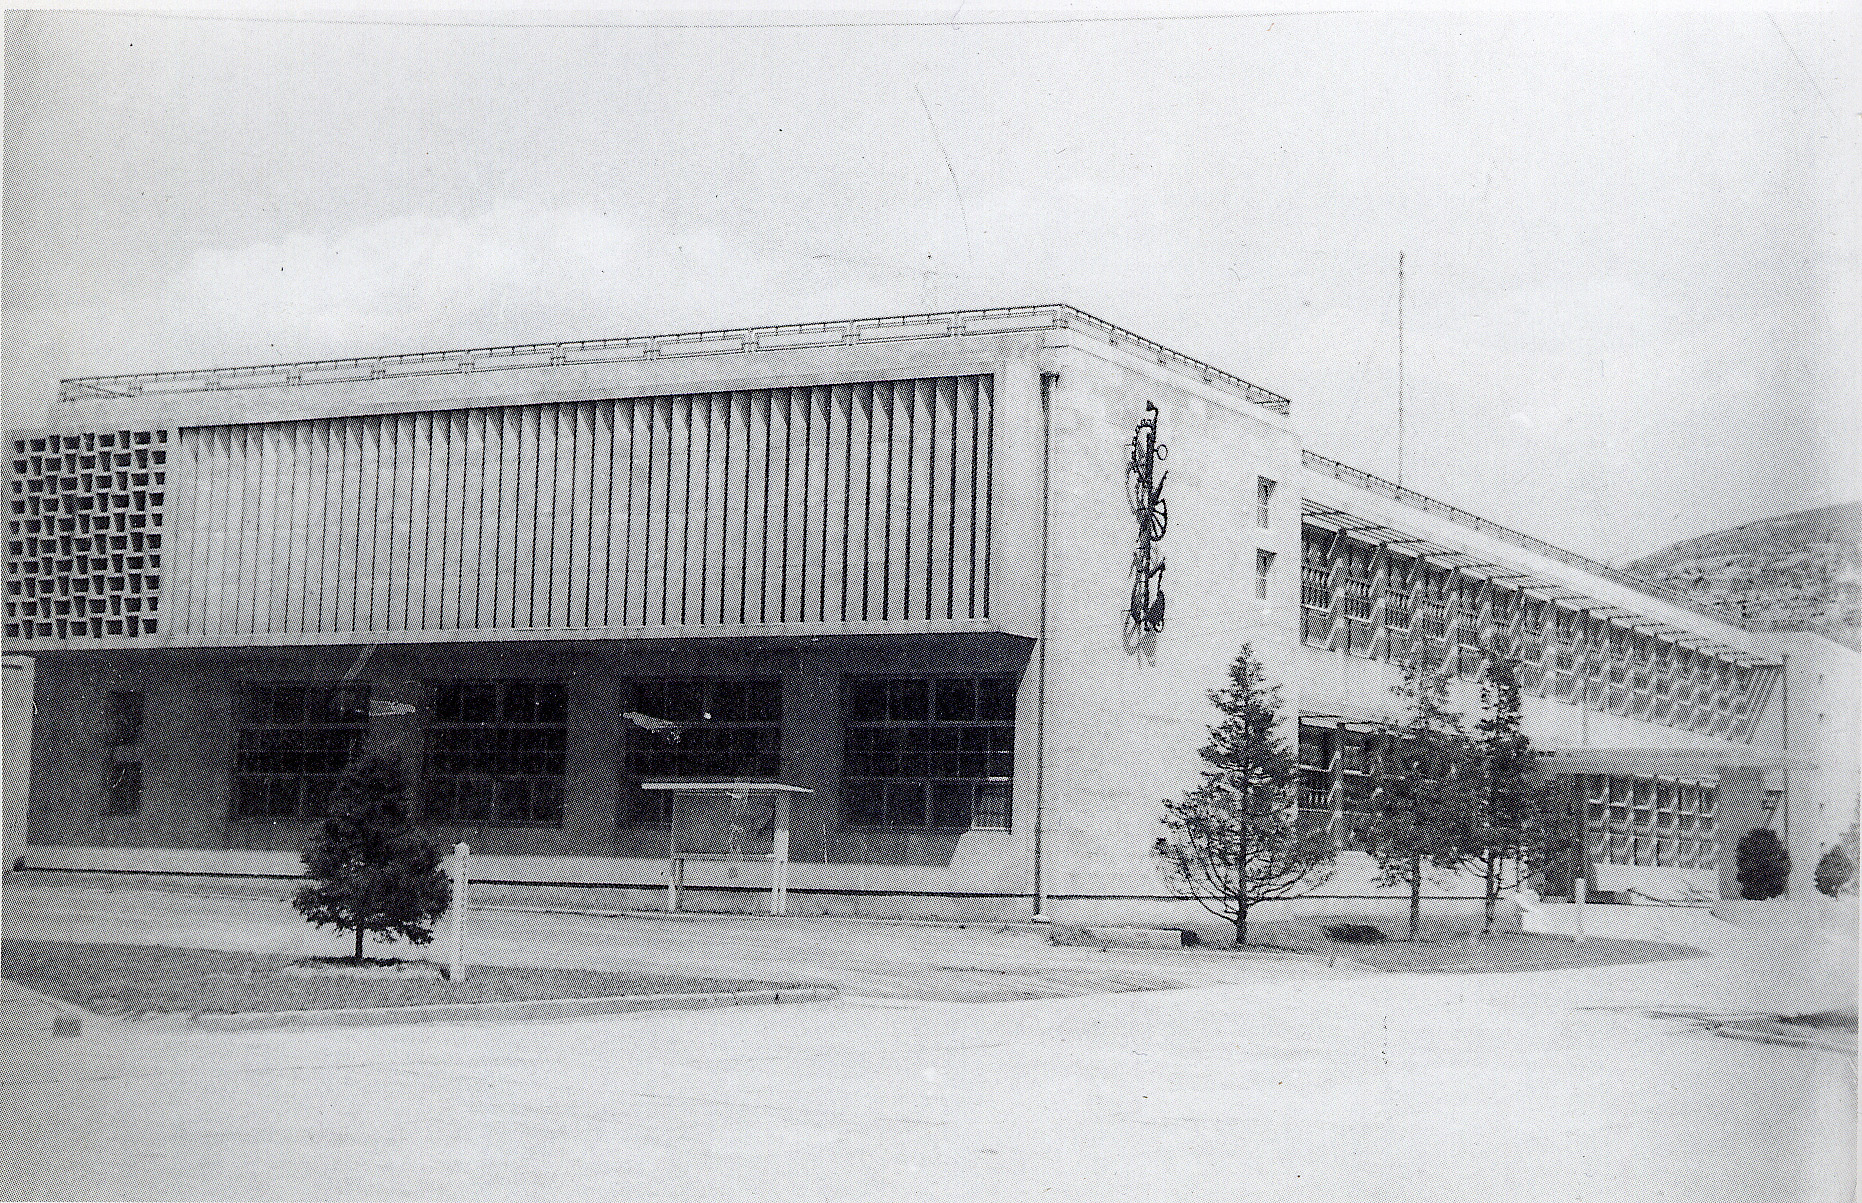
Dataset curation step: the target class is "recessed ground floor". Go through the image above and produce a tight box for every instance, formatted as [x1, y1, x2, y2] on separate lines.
[17, 633, 1742, 924]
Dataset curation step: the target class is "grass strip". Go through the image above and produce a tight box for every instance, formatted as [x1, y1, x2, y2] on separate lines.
[1327, 932, 1702, 973]
[2, 940, 805, 1016]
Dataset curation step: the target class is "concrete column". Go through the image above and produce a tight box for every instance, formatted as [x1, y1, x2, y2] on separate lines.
[3, 656, 33, 868]
[782, 652, 839, 864]
[1716, 766, 1768, 898]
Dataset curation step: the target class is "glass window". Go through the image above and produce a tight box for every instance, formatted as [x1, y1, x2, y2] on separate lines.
[1455, 580, 1482, 649]
[842, 675, 1016, 830]
[423, 680, 566, 827]
[1522, 599, 1544, 639]
[1410, 567, 1447, 640]
[1339, 730, 1379, 849]
[1297, 723, 1335, 838]
[1301, 527, 1331, 610]
[1342, 543, 1374, 621]
[102, 689, 145, 816]
[1255, 549, 1275, 602]
[233, 682, 370, 821]
[1256, 477, 1275, 528]
[623, 679, 783, 823]
[1383, 557, 1413, 632]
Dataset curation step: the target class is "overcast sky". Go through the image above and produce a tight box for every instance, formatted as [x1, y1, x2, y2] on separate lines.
[4, 7, 1855, 564]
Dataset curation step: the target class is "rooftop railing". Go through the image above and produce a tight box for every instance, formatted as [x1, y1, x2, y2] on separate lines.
[57, 303, 1293, 416]
[1302, 449, 1745, 631]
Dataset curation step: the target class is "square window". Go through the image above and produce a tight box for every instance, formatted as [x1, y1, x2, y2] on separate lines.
[885, 679, 929, 722]
[882, 781, 927, 827]
[843, 781, 886, 828]
[233, 681, 368, 823]
[424, 680, 567, 826]
[841, 674, 1017, 831]
[622, 679, 782, 795]
[973, 783, 1012, 830]
[934, 678, 977, 723]
[930, 781, 973, 828]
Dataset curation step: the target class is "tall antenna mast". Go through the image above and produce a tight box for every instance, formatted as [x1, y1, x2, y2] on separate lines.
[1397, 250, 1405, 488]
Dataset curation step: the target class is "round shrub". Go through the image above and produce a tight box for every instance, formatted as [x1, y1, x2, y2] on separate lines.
[1814, 846, 1853, 898]
[1321, 922, 1388, 944]
[1735, 827, 1791, 900]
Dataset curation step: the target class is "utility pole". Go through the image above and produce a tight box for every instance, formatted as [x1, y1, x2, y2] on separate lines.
[1397, 251, 1405, 489]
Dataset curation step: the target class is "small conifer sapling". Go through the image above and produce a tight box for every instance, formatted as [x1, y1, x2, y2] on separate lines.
[293, 756, 451, 962]
[1473, 654, 1567, 933]
[1364, 657, 1481, 940]
[1814, 845, 1853, 898]
[1734, 826, 1791, 901]
[1154, 647, 1333, 945]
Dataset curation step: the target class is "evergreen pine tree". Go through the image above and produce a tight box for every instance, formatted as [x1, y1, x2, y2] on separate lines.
[1365, 657, 1481, 940]
[1154, 646, 1333, 945]
[1473, 654, 1566, 933]
[293, 756, 451, 961]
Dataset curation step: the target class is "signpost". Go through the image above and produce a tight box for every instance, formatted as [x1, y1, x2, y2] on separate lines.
[643, 782, 811, 916]
[449, 842, 469, 981]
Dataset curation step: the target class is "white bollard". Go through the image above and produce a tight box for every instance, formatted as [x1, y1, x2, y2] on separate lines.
[1573, 875, 1586, 945]
[449, 842, 469, 981]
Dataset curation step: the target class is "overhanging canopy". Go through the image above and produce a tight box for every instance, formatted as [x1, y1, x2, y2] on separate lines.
[1534, 747, 1816, 774]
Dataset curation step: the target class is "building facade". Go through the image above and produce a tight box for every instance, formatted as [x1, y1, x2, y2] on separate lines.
[6, 305, 1852, 922]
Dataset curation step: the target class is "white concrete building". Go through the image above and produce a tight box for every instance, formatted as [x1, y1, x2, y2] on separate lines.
[6, 305, 1851, 921]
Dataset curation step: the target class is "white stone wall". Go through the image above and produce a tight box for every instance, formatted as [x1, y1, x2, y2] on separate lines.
[1032, 333, 1301, 912]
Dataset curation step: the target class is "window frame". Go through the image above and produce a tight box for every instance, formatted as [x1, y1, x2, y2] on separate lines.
[1296, 723, 1336, 840]
[421, 678, 568, 828]
[840, 674, 1017, 832]
[1414, 566, 1449, 641]
[232, 682, 370, 822]
[622, 678, 785, 825]
[1341, 542, 1374, 622]
[1300, 527, 1332, 615]
[102, 689, 145, 817]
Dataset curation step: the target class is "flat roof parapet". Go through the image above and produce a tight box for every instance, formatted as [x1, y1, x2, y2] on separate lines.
[56, 304, 1294, 416]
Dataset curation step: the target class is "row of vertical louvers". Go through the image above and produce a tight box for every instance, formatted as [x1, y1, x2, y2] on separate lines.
[7, 375, 996, 641]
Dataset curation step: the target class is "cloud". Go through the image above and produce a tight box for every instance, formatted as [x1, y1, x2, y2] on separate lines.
[3, 202, 947, 419]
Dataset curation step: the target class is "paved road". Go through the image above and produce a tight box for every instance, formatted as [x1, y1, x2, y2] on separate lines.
[2, 884, 1854, 1202]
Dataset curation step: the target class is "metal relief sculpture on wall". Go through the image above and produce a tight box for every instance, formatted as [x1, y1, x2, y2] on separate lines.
[1127, 401, 1167, 633]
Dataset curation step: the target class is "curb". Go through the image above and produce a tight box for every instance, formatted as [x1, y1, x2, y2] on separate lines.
[2, 978, 98, 1036]
[187, 986, 838, 1031]
[1708, 1019, 1858, 1056]
[474, 902, 1049, 935]
[4, 876, 1052, 936]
